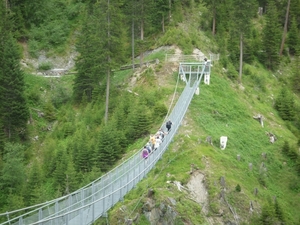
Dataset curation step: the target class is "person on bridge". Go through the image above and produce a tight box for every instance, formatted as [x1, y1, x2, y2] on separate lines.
[156, 128, 165, 140]
[166, 120, 173, 133]
[150, 135, 156, 149]
[142, 147, 149, 159]
[154, 135, 162, 150]
[146, 142, 152, 153]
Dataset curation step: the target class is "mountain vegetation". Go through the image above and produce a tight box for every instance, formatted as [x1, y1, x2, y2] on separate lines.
[0, 0, 300, 224]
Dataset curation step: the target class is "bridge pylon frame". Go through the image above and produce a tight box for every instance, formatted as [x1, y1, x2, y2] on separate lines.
[178, 60, 211, 86]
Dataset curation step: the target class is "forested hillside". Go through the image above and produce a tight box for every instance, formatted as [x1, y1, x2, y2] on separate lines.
[0, 0, 300, 224]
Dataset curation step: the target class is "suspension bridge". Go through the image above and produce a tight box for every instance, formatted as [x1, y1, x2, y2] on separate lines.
[0, 54, 216, 225]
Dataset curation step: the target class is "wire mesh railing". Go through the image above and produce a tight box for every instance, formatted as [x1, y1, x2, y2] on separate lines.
[0, 61, 208, 225]
[165, 53, 219, 63]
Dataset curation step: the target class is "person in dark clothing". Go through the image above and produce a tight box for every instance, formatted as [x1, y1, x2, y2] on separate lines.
[166, 120, 173, 132]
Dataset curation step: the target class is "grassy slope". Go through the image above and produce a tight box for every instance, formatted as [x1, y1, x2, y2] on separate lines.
[97, 53, 300, 224]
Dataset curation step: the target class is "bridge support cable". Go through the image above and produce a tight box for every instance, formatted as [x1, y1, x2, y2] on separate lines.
[0, 60, 210, 225]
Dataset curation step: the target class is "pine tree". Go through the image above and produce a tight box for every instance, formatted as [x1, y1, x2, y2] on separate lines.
[72, 130, 94, 173]
[287, 147, 298, 162]
[292, 56, 300, 93]
[65, 159, 78, 194]
[0, 143, 26, 195]
[287, 17, 299, 56]
[53, 149, 69, 194]
[274, 198, 285, 224]
[233, 0, 257, 82]
[24, 160, 42, 205]
[73, 8, 106, 103]
[262, 0, 281, 70]
[74, 0, 127, 124]
[296, 157, 300, 176]
[260, 201, 276, 225]
[96, 123, 122, 171]
[156, 0, 169, 33]
[282, 141, 290, 156]
[289, 0, 300, 26]
[0, 2, 29, 141]
[201, 0, 223, 35]
[275, 87, 295, 121]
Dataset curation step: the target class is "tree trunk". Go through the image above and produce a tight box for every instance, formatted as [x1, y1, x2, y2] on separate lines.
[212, 9, 216, 35]
[279, 0, 291, 56]
[239, 33, 243, 83]
[162, 14, 165, 33]
[169, 0, 171, 21]
[132, 18, 135, 71]
[105, 68, 110, 124]
[140, 0, 144, 67]
[105, 0, 110, 124]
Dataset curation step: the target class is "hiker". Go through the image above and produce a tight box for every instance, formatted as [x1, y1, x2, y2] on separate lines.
[142, 147, 149, 159]
[166, 120, 173, 132]
[146, 142, 152, 153]
[150, 135, 156, 149]
[156, 129, 165, 140]
[154, 136, 162, 150]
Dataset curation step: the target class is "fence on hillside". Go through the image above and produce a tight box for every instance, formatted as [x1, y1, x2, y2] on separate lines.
[165, 53, 219, 63]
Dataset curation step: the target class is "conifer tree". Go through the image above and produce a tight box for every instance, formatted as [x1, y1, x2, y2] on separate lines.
[73, 8, 106, 103]
[282, 141, 290, 156]
[260, 201, 276, 224]
[72, 130, 94, 173]
[74, 0, 127, 124]
[275, 87, 295, 121]
[279, 0, 291, 56]
[156, 0, 169, 33]
[262, 0, 281, 70]
[201, 0, 225, 35]
[126, 102, 151, 142]
[287, 17, 300, 56]
[230, 0, 256, 82]
[24, 160, 42, 205]
[0, 143, 26, 195]
[65, 160, 78, 194]
[53, 149, 69, 194]
[296, 157, 300, 176]
[287, 147, 298, 162]
[274, 198, 285, 223]
[289, 0, 300, 27]
[0, 2, 29, 141]
[96, 123, 123, 171]
[292, 55, 300, 93]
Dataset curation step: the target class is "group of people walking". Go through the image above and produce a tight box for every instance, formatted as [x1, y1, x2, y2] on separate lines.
[142, 120, 173, 159]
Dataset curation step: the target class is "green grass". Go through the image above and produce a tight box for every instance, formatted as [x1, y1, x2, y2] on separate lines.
[105, 57, 300, 224]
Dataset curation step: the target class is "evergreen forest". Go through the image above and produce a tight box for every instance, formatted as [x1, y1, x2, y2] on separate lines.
[1, 0, 300, 224]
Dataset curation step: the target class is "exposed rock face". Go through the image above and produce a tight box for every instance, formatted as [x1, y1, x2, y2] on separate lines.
[187, 171, 209, 215]
[21, 44, 78, 75]
[142, 196, 177, 225]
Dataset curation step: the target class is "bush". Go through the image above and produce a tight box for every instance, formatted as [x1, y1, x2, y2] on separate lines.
[38, 62, 52, 71]
[153, 103, 168, 118]
[226, 63, 239, 80]
[235, 184, 241, 192]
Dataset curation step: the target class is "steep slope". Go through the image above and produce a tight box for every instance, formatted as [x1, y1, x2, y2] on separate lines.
[96, 48, 300, 225]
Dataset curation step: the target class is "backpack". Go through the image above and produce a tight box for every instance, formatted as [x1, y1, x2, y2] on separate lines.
[166, 121, 171, 127]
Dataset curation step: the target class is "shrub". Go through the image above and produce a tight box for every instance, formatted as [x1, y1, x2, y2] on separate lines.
[153, 103, 168, 118]
[235, 184, 241, 192]
[38, 62, 52, 71]
[226, 63, 239, 80]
